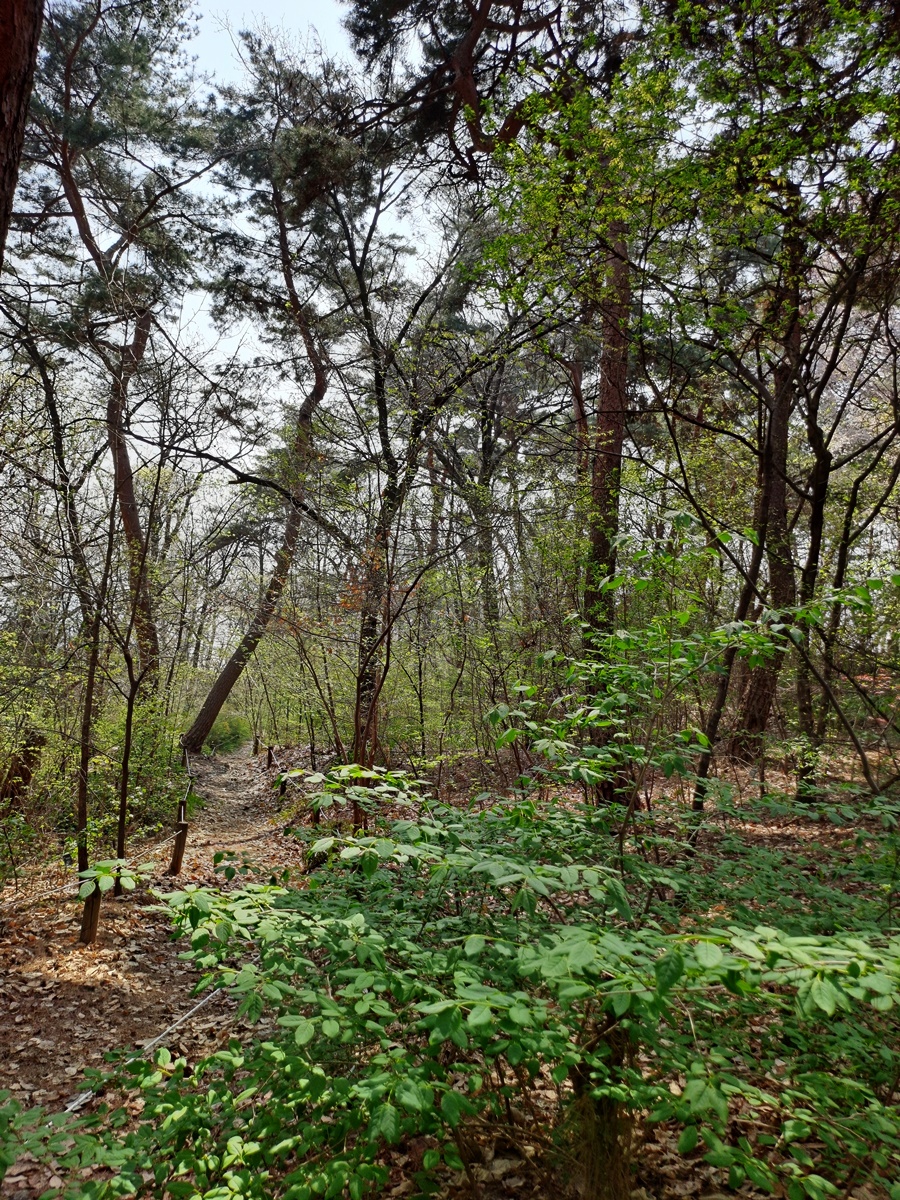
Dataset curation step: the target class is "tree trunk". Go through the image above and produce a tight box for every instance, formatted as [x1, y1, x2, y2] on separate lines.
[734, 212, 802, 758]
[76, 499, 117, 873]
[352, 551, 387, 768]
[113, 663, 138, 895]
[106, 310, 161, 684]
[182, 502, 303, 753]
[183, 180, 328, 753]
[583, 234, 630, 632]
[691, 534, 766, 819]
[733, 363, 797, 756]
[0, 0, 43, 270]
[794, 433, 832, 792]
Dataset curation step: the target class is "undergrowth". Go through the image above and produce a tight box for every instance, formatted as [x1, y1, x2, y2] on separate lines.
[2, 778, 900, 1200]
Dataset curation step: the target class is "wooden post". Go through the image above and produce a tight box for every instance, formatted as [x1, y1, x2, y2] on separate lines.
[79, 886, 102, 944]
[168, 821, 189, 875]
[267, 745, 274, 768]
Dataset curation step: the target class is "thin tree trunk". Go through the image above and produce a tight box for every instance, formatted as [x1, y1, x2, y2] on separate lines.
[734, 214, 802, 756]
[691, 538, 766, 815]
[76, 497, 117, 873]
[583, 234, 630, 632]
[0, 0, 43, 271]
[735, 365, 797, 753]
[794, 434, 832, 791]
[182, 503, 303, 753]
[106, 309, 160, 683]
[114, 660, 139, 895]
[182, 181, 328, 752]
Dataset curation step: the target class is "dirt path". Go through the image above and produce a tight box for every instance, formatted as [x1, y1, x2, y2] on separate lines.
[0, 750, 302, 1197]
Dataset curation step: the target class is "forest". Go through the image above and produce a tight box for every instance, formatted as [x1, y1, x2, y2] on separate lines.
[1, 0, 900, 1197]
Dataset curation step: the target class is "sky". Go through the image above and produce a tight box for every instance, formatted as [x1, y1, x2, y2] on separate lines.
[173, 0, 356, 356]
[190, 0, 354, 81]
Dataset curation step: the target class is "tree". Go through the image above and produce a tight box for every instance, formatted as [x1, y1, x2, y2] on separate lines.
[0, 0, 43, 269]
[9, 0, 217, 684]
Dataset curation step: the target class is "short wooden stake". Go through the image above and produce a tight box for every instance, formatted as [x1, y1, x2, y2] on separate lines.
[267, 745, 274, 768]
[79, 887, 102, 944]
[168, 821, 189, 875]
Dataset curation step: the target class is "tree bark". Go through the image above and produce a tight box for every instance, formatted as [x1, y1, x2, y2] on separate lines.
[181, 501, 305, 753]
[0, 0, 43, 270]
[733, 208, 802, 757]
[583, 234, 630, 632]
[734, 359, 797, 754]
[106, 309, 161, 683]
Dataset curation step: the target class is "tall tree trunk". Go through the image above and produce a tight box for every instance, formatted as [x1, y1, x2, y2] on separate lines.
[794, 432, 832, 788]
[114, 656, 139, 894]
[76, 497, 117, 873]
[733, 363, 797, 754]
[0, 0, 43, 270]
[182, 501, 304, 752]
[692, 537, 766, 815]
[734, 213, 802, 757]
[106, 309, 161, 683]
[352, 570, 384, 768]
[583, 234, 630, 632]
[183, 178, 328, 752]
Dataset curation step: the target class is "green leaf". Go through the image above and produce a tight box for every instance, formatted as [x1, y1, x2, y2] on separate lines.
[322, 1018, 341, 1039]
[78, 881, 96, 900]
[567, 941, 596, 971]
[294, 1019, 315, 1046]
[467, 1004, 492, 1030]
[98, 875, 115, 893]
[464, 935, 486, 957]
[677, 1125, 699, 1154]
[810, 976, 839, 1017]
[695, 941, 723, 969]
[395, 1079, 425, 1113]
[609, 990, 631, 1017]
[605, 878, 633, 920]
[654, 949, 684, 995]
[368, 1102, 400, 1144]
[508, 1003, 532, 1026]
[440, 1090, 469, 1128]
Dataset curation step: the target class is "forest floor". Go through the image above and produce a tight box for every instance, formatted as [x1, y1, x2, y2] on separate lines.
[0, 756, 892, 1199]
[0, 750, 303, 1199]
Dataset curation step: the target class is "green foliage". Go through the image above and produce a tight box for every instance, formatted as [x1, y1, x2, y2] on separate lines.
[280, 763, 423, 822]
[5, 772, 900, 1197]
[204, 715, 252, 755]
[77, 859, 155, 899]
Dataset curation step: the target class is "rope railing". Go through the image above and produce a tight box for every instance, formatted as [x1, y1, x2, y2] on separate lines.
[65, 986, 227, 1114]
[0, 752, 197, 914]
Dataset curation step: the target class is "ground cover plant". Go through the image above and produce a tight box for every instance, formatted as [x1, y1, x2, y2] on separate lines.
[2, 693, 900, 1199]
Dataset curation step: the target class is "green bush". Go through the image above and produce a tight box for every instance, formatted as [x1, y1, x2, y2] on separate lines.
[204, 715, 252, 754]
[4, 785, 900, 1200]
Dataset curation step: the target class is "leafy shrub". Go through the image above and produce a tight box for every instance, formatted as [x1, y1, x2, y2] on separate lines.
[4, 787, 900, 1200]
[204, 715, 252, 755]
